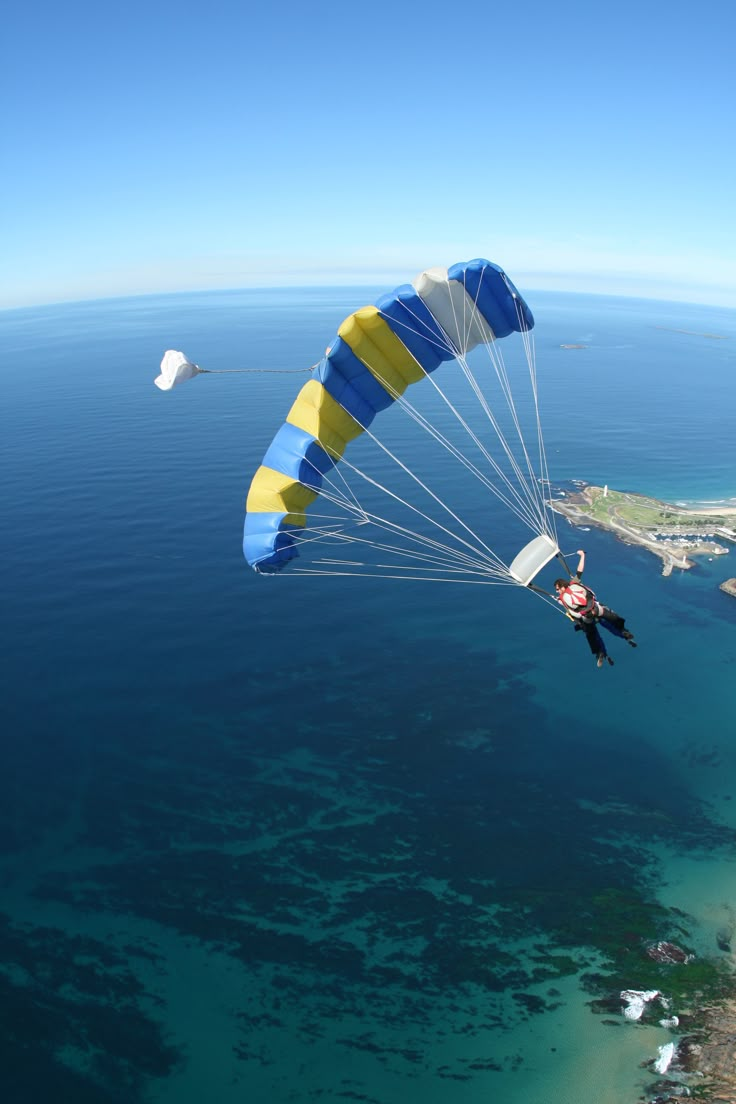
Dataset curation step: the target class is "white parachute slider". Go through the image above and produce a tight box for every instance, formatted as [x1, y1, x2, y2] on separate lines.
[508, 533, 560, 586]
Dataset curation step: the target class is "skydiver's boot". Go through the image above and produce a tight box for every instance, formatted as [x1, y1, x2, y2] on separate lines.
[622, 630, 637, 647]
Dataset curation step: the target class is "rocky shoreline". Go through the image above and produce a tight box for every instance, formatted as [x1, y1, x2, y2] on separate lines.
[611, 941, 736, 1103]
[650, 999, 736, 1103]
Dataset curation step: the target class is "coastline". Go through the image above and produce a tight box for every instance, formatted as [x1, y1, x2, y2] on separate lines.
[550, 484, 736, 1092]
[659, 996, 736, 1103]
[550, 483, 736, 579]
[683, 999, 736, 1099]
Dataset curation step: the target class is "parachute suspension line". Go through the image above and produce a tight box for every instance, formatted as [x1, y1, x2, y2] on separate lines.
[304, 500, 502, 575]
[478, 286, 556, 545]
[267, 448, 506, 578]
[275, 485, 513, 581]
[348, 415, 528, 574]
[395, 367, 549, 535]
[370, 294, 546, 533]
[509, 292, 559, 549]
[373, 287, 552, 538]
[284, 517, 508, 580]
[474, 338, 551, 534]
[289, 568, 509, 584]
[284, 444, 471, 577]
[439, 267, 553, 539]
[444, 349, 548, 532]
[360, 356, 550, 536]
[526, 581, 564, 612]
[458, 274, 552, 537]
[288, 433, 514, 579]
[400, 273, 550, 539]
[374, 299, 462, 361]
[315, 441, 513, 577]
[310, 441, 367, 520]
[513, 296, 556, 545]
[288, 495, 504, 575]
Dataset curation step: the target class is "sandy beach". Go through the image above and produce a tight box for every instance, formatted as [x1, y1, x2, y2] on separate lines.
[685, 505, 736, 517]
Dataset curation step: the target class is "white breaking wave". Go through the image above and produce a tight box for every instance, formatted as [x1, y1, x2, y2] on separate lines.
[653, 1041, 675, 1074]
[620, 988, 661, 1021]
[659, 1015, 679, 1029]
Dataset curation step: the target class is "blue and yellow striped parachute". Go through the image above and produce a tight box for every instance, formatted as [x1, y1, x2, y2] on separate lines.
[242, 259, 560, 582]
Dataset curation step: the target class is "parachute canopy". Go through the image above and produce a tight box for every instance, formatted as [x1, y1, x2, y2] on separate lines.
[243, 259, 559, 585]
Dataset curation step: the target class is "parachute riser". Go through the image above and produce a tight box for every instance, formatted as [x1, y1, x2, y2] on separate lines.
[526, 581, 552, 597]
[555, 550, 573, 576]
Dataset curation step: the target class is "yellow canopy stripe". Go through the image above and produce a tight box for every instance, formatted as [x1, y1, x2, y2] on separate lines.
[339, 307, 425, 396]
[245, 465, 315, 523]
[286, 378, 364, 457]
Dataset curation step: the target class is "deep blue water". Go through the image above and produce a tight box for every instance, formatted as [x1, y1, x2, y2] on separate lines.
[2, 286, 736, 1104]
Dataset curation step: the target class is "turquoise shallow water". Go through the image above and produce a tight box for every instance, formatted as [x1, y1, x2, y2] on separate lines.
[1, 286, 736, 1103]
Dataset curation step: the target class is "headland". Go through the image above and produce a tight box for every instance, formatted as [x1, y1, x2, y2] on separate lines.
[550, 483, 736, 578]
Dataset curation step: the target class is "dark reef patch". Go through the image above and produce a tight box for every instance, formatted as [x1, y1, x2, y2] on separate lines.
[3, 640, 736, 1097]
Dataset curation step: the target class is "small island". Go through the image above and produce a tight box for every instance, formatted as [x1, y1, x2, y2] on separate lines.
[550, 483, 736, 578]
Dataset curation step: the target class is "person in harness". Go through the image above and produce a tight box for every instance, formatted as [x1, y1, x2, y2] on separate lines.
[554, 550, 637, 668]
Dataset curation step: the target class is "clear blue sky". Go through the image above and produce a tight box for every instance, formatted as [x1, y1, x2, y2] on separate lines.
[4, 0, 735, 309]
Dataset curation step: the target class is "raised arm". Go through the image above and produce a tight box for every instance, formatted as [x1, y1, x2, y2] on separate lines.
[576, 549, 586, 577]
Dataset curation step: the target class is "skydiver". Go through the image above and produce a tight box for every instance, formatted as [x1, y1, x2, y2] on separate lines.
[553, 549, 637, 669]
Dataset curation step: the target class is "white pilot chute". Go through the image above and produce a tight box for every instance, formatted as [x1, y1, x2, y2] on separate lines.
[154, 350, 201, 391]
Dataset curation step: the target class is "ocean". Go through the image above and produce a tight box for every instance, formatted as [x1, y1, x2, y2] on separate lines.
[1, 284, 736, 1104]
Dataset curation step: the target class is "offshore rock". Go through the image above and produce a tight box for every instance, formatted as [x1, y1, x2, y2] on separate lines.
[648, 1082, 692, 1103]
[646, 941, 693, 964]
